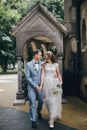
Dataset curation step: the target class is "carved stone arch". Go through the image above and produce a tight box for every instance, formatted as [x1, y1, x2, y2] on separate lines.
[40, 44, 47, 56]
[17, 31, 63, 56]
[30, 41, 37, 51]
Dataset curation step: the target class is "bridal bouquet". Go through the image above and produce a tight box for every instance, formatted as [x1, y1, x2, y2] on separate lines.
[53, 84, 61, 94]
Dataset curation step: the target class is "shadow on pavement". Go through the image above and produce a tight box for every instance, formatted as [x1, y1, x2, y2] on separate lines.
[0, 106, 77, 130]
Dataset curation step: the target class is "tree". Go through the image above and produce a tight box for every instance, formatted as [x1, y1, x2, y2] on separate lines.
[45, 0, 64, 23]
[0, 0, 21, 72]
[0, 0, 64, 72]
[29, 0, 64, 23]
[20, 0, 64, 23]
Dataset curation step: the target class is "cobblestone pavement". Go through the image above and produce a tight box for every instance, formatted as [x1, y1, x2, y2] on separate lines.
[0, 74, 87, 130]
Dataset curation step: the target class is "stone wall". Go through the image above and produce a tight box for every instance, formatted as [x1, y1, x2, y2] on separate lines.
[64, 0, 79, 96]
[64, 0, 77, 69]
[80, 0, 87, 101]
[64, 0, 87, 100]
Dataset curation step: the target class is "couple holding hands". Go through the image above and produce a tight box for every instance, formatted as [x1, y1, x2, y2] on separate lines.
[26, 49, 62, 129]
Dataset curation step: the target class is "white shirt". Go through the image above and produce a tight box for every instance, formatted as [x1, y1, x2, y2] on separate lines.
[35, 63, 39, 70]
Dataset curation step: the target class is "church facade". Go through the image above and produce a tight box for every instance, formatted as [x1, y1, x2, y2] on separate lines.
[64, 0, 87, 102]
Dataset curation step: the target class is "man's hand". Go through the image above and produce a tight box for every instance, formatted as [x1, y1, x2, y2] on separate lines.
[36, 86, 41, 91]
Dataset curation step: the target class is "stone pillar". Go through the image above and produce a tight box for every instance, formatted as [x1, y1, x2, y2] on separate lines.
[23, 43, 28, 72]
[13, 56, 25, 106]
[16, 57, 24, 98]
[24, 59, 28, 73]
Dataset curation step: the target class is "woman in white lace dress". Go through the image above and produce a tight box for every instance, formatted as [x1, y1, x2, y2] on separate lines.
[40, 51, 62, 128]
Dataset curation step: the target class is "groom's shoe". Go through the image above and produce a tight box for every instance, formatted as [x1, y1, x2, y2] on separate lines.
[38, 112, 42, 120]
[32, 121, 36, 128]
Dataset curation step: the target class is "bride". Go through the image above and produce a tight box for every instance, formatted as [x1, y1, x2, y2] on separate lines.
[40, 51, 62, 128]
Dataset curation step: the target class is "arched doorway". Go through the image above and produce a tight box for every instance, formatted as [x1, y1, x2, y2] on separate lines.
[22, 36, 58, 70]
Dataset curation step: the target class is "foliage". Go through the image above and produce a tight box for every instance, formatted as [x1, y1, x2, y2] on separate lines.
[21, 0, 64, 23]
[0, 0, 64, 71]
[38, 0, 64, 23]
[0, 0, 20, 71]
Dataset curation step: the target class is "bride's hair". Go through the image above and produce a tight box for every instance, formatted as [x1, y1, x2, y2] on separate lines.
[45, 51, 56, 63]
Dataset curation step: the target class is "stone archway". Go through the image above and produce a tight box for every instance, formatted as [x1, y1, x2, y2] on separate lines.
[22, 36, 58, 73]
[11, 3, 68, 104]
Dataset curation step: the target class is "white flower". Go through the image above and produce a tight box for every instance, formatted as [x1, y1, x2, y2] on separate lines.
[34, 65, 37, 70]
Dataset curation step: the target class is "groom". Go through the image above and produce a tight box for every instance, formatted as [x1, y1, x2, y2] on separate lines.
[26, 49, 43, 128]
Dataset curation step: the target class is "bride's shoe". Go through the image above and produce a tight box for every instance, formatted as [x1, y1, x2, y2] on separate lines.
[49, 120, 54, 129]
[49, 123, 54, 128]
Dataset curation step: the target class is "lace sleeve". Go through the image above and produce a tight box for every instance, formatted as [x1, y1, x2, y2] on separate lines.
[55, 63, 59, 68]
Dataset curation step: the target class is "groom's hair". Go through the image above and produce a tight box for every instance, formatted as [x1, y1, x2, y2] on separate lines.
[33, 49, 41, 56]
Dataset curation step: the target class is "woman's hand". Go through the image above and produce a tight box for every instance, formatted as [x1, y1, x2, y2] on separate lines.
[40, 86, 42, 89]
[36, 86, 41, 91]
[59, 80, 62, 86]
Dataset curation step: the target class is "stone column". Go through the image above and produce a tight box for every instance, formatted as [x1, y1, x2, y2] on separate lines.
[23, 43, 28, 72]
[13, 56, 25, 105]
[16, 57, 24, 98]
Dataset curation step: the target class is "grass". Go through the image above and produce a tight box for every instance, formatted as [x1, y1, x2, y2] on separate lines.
[0, 69, 18, 74]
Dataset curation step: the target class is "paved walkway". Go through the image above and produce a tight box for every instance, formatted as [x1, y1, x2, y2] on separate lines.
[0, 74, 87, 130]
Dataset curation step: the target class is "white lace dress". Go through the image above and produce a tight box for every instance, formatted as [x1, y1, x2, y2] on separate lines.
[42, 63, 62, 119]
